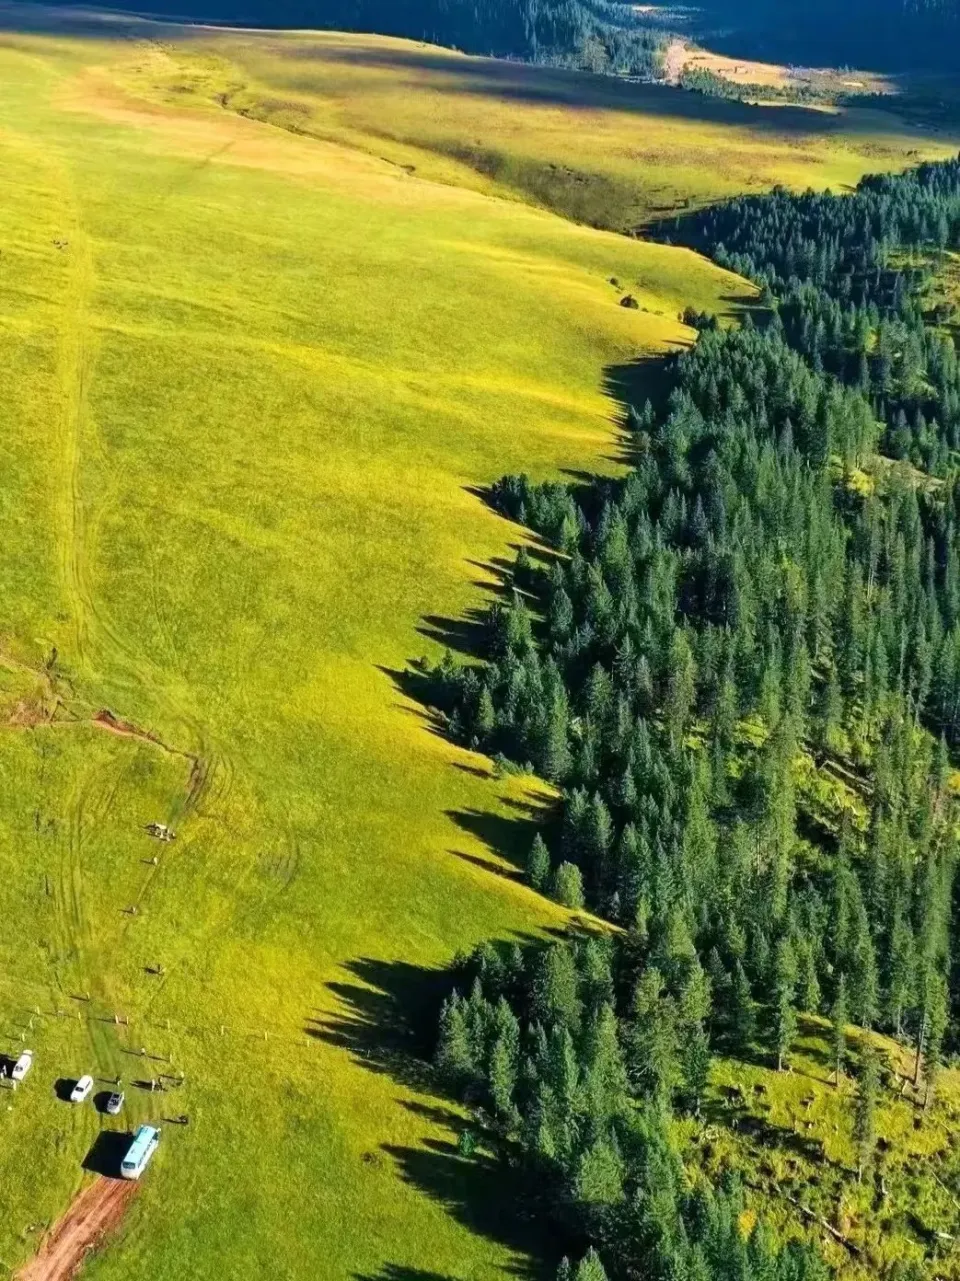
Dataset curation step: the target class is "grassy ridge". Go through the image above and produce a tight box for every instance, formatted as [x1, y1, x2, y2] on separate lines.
[168, 28, 960, 228]
[0, 20, 750, 1279]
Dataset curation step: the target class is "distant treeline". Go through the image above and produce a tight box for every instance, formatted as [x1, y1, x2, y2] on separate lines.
[655, 159, 960, 477]
[39, 0, 665, 74]
[677, 65, 824, 105]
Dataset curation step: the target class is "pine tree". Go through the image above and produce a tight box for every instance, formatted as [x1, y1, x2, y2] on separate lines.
[583, 1002, 628, 1124]
[772, 941, 797, 1072]
[731, 961, 756, 1053]
[574, 1136, 625, 1210]
[533, 944, 582, 1030]
[627, 967, 680, 1109]
[922, 970, 948, 1112]
[527, 833, 551, 893]
[475, 686, 496, 741]
[436, 992, 475, 1087]
[683, 1027, 711, 1116]
[489, 1034, 517, 1122]
[665, 628, 697, 747]
[573, 1249, 609, 1281]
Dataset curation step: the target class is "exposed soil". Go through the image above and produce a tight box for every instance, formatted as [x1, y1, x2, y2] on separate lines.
[17, 1178, 138, 1281]
[91, 707, 165, 747]
[8, 698, 52, 728]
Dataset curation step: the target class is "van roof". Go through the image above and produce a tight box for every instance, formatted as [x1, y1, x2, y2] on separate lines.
[123, 1125, 160, 1166]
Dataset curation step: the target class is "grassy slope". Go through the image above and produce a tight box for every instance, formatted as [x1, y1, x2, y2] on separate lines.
[167, 28, 960, 230]
[0, 20, 751, 1280]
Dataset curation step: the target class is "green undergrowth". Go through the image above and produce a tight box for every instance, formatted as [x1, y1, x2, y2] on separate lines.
[696, 1024, 960, 1278]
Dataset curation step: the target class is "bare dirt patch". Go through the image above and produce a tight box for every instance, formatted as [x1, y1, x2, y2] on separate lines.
[16, 1178, 138, 1281]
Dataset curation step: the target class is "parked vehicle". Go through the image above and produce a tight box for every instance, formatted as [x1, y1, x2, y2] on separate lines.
[70, 1075, 93, 1104]
[11, 1051, 33, 1083]
[121, 1125, 160, 1180]
[105, 1090, 124, 1115]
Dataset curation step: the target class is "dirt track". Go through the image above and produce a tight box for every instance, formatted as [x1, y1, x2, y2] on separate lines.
[17, 1178, 137, 1281]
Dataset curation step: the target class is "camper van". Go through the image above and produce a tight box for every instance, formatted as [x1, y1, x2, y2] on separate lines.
[121, 1125, 160, 1180]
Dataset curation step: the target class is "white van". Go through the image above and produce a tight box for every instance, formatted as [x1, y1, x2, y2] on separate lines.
[121, 1125, 161, 1180]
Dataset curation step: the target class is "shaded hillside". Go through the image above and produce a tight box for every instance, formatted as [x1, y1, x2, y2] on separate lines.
[693, 0, 960, 74]
[20, 0, 666, 72]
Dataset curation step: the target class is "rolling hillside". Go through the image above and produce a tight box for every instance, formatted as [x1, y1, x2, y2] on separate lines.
[0, 9, 958, 1280]
[99, 24, 960, 230]
[0, 11, 749, 1280]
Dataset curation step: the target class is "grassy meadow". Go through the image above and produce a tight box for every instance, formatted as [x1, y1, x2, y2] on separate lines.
[0, 13, 754, 1279]
[127, 27, 960, 230]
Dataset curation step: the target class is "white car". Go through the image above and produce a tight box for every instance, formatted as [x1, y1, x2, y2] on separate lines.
[70, 1075, 93, 1104]
[11, 1051, 33, 1083]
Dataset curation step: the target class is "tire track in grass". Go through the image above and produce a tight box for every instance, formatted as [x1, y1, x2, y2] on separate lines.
[50, 765, 123, 1082]
[48, 164, 134, 1088]
[0, 58, 246, 1277]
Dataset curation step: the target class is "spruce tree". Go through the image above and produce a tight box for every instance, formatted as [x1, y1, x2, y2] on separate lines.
[731, 961, 756, 1053]
[527, 833, 551, 893]
[573, 1249, 609, 1281]
[772, 942, 797, 1072]
[922, 971, 948, 1112]
[436, 992, 475, 1087]
[489, 1035, 517, 1122]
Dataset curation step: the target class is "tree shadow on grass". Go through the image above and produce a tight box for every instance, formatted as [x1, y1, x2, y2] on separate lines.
[446, 807, 540, 872]
[450, 848, 524, 883]
[382, 1139, 549, 1278]
[355, 1269, 461, 1281]
[417, 610, 490, 658]
[312, 949, 556, 1280]
[603, 350, 680, 428]
[307, 957, 448, 1090]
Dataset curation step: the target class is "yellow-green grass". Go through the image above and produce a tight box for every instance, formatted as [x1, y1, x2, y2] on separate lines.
[0, 18, 751, 1279]
[116, 26, 960, 231]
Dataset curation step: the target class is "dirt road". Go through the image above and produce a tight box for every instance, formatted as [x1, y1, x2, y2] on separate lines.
[17, 1178, 137, 1281]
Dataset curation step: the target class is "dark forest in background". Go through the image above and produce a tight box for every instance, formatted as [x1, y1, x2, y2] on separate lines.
[692, 0, 960, 73]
